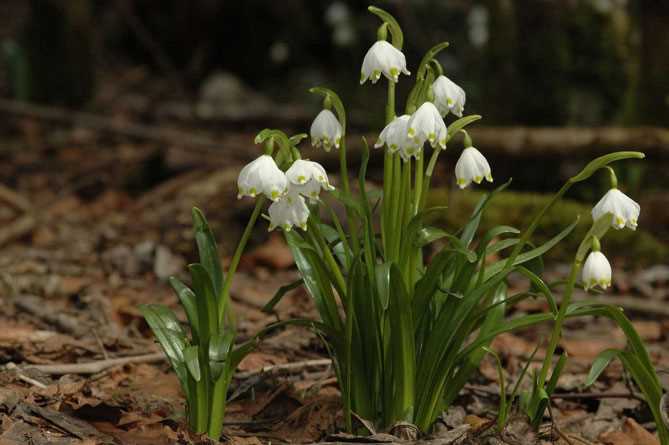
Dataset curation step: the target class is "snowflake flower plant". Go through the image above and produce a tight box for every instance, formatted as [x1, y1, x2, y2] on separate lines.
[143, 6, 667, 443]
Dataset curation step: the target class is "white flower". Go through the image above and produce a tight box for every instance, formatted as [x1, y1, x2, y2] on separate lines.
[360, 40, 410, 84]
[454, 146, 492, 189]
[286, 159, 334, 201]
[237, 155, 287, 201]
[407, 102, 448, 149]
[582, 251, 612, 291]
[310, 109, 343, 151]
[592, 188, 640, 230]
[268, 191, 310, 231]
[374, 115, 422, 161]
[432, 75, 466, 117]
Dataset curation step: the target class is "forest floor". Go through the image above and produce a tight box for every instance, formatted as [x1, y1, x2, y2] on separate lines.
[1, 94, 669, 445]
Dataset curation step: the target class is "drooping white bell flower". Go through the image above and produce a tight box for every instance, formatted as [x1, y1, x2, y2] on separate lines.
[582, 250, 612, 291]
[360, 40, 410, 84]
[592, 188, 640, 230]
[237, 155, 287, 201]
[407, 102, 448, 149]
[374, 115, 422, 161]
[310, 109, 343, 151]
[268, 190, 310, 231]
[454, 146, 492, 189]
[285, 159, 334, 201]
[432, 75, 466, 117]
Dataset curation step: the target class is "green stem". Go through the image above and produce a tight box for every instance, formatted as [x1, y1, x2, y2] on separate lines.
[194, 375, 209, 433]
[413, 154, 424, 215]
[537, 259, 580, 388]
[340, 137, 360, 256]
[382, 151, 393, 256]
[207, 374, 230, 439]
[307, 220, 347, 296]
[418, 147, 442, 211]
[220, 197, 265, 324]
[386, 81, 396, 123]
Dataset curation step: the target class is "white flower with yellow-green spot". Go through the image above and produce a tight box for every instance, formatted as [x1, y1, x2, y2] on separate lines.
[286, 159, 334, 201]
[582, 250, 612, 291]
[432, 75, 466, 117]
[375, 114, 422, 161]
[310, 109, 343, 151]
[407, 102, 448, 149]
[454, 146, 492, 189]
[360, 40, 410, 84]
[237, 154, 287, 201]
[592, 188, 640, 230]
[268, 190, 310, 232]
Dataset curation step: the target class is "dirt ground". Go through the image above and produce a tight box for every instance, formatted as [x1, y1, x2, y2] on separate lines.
[1, 90, 668, 445]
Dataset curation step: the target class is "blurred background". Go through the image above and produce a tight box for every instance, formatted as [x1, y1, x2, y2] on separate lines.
[0, 0, 667, 263]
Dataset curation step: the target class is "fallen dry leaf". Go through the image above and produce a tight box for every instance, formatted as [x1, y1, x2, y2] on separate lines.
[600, 418, 660, 445]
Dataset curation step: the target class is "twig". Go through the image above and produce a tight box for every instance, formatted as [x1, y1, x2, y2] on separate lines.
[0, 183, 32, 212]
[21, 352, 165, 375]
[234, 358, 332, 379]
[14, 294, 86, 336]
[464, 384, 644, 402]
[0, 213, 35, 247]
[5, 362, 48, 389]
[551, 391, 644, 402]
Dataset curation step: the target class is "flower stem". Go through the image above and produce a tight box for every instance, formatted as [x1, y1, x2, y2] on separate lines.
[386, 81, 396, 124]
[219, 197, 265, 324]
[340, 137, 360, 256]
[413, 154, 424, 215]
[537, 259, 581, 388]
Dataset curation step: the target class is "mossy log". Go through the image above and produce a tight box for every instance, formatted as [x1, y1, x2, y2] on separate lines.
[426, 188, 667, 264]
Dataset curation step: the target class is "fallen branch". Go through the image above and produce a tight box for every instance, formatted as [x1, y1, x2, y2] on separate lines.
[21, 352, 165, 375]
[234, 358, 332, 379]
[0, 98, 220, 153]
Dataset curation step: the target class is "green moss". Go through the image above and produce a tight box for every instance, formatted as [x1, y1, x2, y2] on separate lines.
[426, 188, 667, 264]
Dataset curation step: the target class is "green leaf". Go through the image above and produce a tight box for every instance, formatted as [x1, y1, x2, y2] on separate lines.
[546, 353, 567, 395]
[569, 151, 645, 184]
[209, 330, 235, 381]
[192, 208, 223, 300]
[446, 115, 482, 143]
[368, 6, 404, 49]
[189, 263, 219, 340]
[139, 304, 189, 387]
[415, 42, 450, 80]
[285, 231, 343, 333]
[262, 279, 303, 313]
[184, 345, 201, 381]
[515, 266, 558, 314]
[586, 349, 619, 387]
[484, 218, 579, 280]
[168, 277, 200, 341]
[375, 262, 391, 310]
[388, 264, 415, 421]
[460, 179, 512, 247]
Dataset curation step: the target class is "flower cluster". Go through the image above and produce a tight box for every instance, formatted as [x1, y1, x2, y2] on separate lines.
[582, 185, 640, 291]
[237, 155, 333, 231]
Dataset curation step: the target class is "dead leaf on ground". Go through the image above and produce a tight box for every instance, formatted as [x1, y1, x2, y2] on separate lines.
[600, 417, 660, 445]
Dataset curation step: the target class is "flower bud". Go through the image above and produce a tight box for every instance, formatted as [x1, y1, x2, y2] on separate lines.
[310, 109, 343, 151]
[582, 250, 612, 291]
